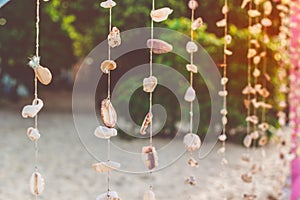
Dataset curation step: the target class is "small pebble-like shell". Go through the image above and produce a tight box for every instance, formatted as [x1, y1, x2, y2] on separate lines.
[253, 68, 261, 77]
[221, 77, 228, 85]
[258, 122, 269, 132]
[183, 133, 201, 151]
[184, 86, 196, 102]
[27, 127, 40, 141]
[221, 158, 228, 165]
[143, 190, 156, 200]
[140, 112, 153, 135]
[150, 7, 173, 22]
[93, 161, 120, 173]
[94, 126, 117, 139]
[185, 176, 196, 185]
[147, 39, 173, 54]
[192, 17, 203, 30]
[258, 88, 270, 98]
[253, 56, 261, 65]
[35, 66, 52, 85]
[220, 108, 228, 115]
[249, 23, 262, 35]
[245, 115, 259, 124]
[142, 146, 158, 170]
[188, 0, 199, 10]
[96, 191, 120, 200]
[100, 60, 117, 74]
[100, 0, 116, 8]
[263, 1, 272, 15]
[222, 5, 229, 14]
[108, 27, 121, 48]
[186, 41, 198, 53]
[248, 10, 261, 18]
[247, 48, 257, 58]
[218, 90, 228, 97]
[186, 64, 198, 73]
[242, 85, 255, 95]
[241, 173, 253, 183]
[143, 76, 158, 93]
[188, 157, 199, 167]
[243, 134, 253, 148]
[101, 98, 117, 128]
[224, 35, 232, 44]
[216, 19, 226, 27]
[22, 98, 44, 118]
[261, 18, 272, 27]
[222, 116, 228, 125]
[244, 99, 251, 109]
[224, 49, 232, 55]
[218, 134, 227, 142]
[30, 172, 45, 196]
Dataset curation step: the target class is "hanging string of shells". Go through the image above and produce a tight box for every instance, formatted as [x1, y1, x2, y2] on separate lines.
[182, 0, 202, 190]
[141, 1, 173, 200]
[216, 0, 231, 195]
[93, 0, 122, 199]
[21, 0, 53, 198]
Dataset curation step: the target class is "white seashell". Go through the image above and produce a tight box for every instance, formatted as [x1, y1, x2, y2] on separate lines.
[185, 176, 196, 185]
[94, 126, 117, 139]
[108, 27, 121, 48]
[100, 98, 117, 128]
[258, 122, 269, 132]
[247, 48, 257, 58]
[35, 65, 52, 85]
[140, 112, 153, 135]
[258, 135, 268, 146]
[222, 5, 229, 14]
[186, 64, 198, 73]
[218, 90, 228, 97]
[224, 35, 232, 44]
[245, 115, 259, 124]
[147, 39, 173, 54]
[248, 10, 261, 18]
[253, 56, 261, 65]
[143, 76, 158, 93]
[241, 0, 251, 9]
[222, 116, 228, 125]
[243, 134, 253, 148]
[253, 68, 261, 77]
[188, 157, 199, 167]
[183, 133, 201, 151]
[263, 1, 272, 15]
[93, 161, 120, 173]
[29, 172, 45, 196]
[261, 18, 272, 27]
[186, 41, 198, 53]
[249, 23, 262, 35]
[220, 108, 228, 115]
[221, 77, 228, 85]
[218, 134, 227, 142]
[143, 190, 156, 200]
[251, 131, 259, 140]
[224, 49, 232, 55]
[100, 0, 116, 8]
[216, 19, 226, 27]
[100, 60, 117, 74]
[242, 85, 255, 95]
[22, 98, 44, 118]
[27, 127, 40, 141]
[221, 158, 228, 165]
[142, 146, 158, 170]
[192, 17, 203, 30]
[96, 191, 120, 200]
[150, 7, 173, 22]
[184, 86, 196, 102]
[241, 153, 251, 162]
[188, 0, 199, 10]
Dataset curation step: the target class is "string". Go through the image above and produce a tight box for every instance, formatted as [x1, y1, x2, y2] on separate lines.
[189, 8, 194, 135]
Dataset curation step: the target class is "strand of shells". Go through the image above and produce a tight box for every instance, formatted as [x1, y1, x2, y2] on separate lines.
[93, 1, 121, 199]
[21, 0, 53, 198]
[182, 0, 202, 190]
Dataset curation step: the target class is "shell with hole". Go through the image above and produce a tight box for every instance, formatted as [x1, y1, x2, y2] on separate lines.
[29, 172, 45, 196]
[143, 76, 158, 93]
[150, 7, 173, 22]
[100, 98, 117, 128]
[100, 60, 117, 74]
[183, 133, 201, 151]
[142, 146, 158, 170]
[94, 126, 117, 139]
[147, 39, 173, 54]
[22, 98, 44, 118]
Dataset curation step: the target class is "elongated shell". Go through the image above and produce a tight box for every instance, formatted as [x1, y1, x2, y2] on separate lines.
[96, 191, 120, 200]
[243, 134, 253, 148]
[100, 60, 117, 74]
[108, 27, 121, 48]
[142, 146, 158, 170]
[93, 161, 120, 173]
[35, 65, 52, 85]
[150, 7, 173, 22]
[183, 133, 201, 151]
[29, 172, 45, 196]
[140, 112, 153, 135]
[143, 76, 158, 93]
[184, 86, 196, 102]
[101, 98, 117, 128]
[94, 126, 117, 139]
[147, 39, 173, 54]
[144, 190, 156, 200]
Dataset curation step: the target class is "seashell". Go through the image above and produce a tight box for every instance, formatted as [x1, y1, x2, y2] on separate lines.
[147, 39, 173, 54]
[218, 90, 228, 97]
[220, 108, 228, 115]
[35, 65, 52, 85]
[222, 116, 228, 125]
[100, 60, 117, 74]
[222, 5, 229, 14]
[242, 85, 255, 95]
[254, 84, 262, 91]
[221, 158, 228, 165]
[100, 0, 116, 8]
[184, 86, 196, 102]
[96, 191, 120, 200]
[224, 35, 232, 44]
[251, 98, 260, 109]
[253, 68, 260, 77]
[244, 99, 251, 110]
[221, 77, 228, 85]
[241, 0, 251, 9]
[192, 17, 203, 30]
[142, 146, 158, 170]
[218, 134, 227, 142]
[100, 98, 117, 128]
[263, 1, 272, 15]
[243, 193, 257, 200]
[140, 112, 153, 135]
[144, 190, 156, 200]
[251, 164, 262, 174]
[248, 10, 261, 18]
[186, 41, 198, 53]
[94, 126, 117, 139]
[216, 19, 226, 27]
[251, 131, 259, 140]
[185, 176, 196, 185]
[186, 64, 198, 73]
[93, 161, 120, 173]
[143, 76, 158, 93]
[224, 49, 232, 55]
[183, 133, 201, 151]
[27, 127, 40, 141]
[150, 7, 173, 22]
[261, 18, 272, 27]
[30, 172, 45, 196]
[258, 122, 269, 131]
[28, 56, 40, 69]
[188, 157, 199, 167]
[108, 27, 121, 48]
[249, 23, 262, 35]
[258, 136, 268, 146]
[243, 134, 253, 148]
[247, 49, 257, 58]
[245, 115, 259, 124]
[258, 88, 270, 98]
[241, 173, 253, 183]
[22, 98, 44, 118]
[241, 153, 251, 162]
[188, 0, 199, 10]
[253, 56, 261, 65]
[250, 39, 260, 48]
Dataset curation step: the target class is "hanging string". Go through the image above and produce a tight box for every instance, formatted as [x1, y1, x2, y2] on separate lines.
[189, 8, 194, 136]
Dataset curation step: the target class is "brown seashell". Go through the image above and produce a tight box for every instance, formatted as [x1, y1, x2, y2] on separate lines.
[243, 193, 257, 200]
[140, 112, 153, 135]
[247, 48, 257, 58]
[222, 5, 229, 14]
[142, 146, 158, 170]
[244, 99, 251, 110]
[188, 0, 198, 10]
[216, 19, 226, 27]
[258, 135, 268, 146]
[100, 60, 117, 74]
[241, 173, 253, 183]
[101, 98, 117, 128]
[150, 7, 173, 22]
[147, 39, 173, 54]
[35, 65, 52, 85]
